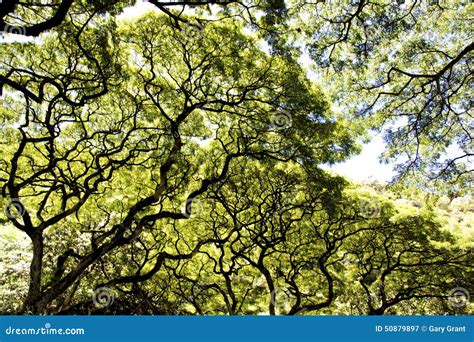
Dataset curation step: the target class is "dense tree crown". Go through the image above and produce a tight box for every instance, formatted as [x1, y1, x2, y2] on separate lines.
[0, 1, 472, 315]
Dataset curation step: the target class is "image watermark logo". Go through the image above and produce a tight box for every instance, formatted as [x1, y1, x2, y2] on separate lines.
[183, 197, 207, 218]
[5, 198, 26, 219]
[358, 199, 382, 218]
[171, 129, 180, 139]
[270, 110, 292, 131]
[181, 21, 204, 41]
[5, 322, 85, 336]
[447, 287, 469, 308]
[92, 287, 115, 308]
[2, 24, 26, 35]
[368, 282, 385, 305]
[270, 287, 293, 313]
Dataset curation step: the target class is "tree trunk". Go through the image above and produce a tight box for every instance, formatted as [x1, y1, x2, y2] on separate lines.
[22, 231, 44, 313]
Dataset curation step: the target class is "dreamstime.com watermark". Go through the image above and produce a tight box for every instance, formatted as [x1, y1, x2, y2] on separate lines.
[4, 198, 26, 219]
[358, 199, 382, 218]
[447, 287, 470, 308]
[270, 110, 292, 131]
[92, 287, 116, 308]
[4, 322, 85, 336]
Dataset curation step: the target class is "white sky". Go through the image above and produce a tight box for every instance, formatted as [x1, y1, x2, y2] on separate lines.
[323, 135, 395, 183]
[118, 0, 157, 20]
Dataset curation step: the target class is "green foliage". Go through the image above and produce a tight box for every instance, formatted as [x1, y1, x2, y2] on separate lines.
[0, 3, 472, 316]
[290, 0, 473, 188]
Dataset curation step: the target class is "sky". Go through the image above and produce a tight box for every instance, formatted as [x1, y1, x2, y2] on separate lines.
[324, 135, 395, 183]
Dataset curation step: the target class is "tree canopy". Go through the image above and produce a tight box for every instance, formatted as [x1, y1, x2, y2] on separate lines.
[0, 0, 472, 315]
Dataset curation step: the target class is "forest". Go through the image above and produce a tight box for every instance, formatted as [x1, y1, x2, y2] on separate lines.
[0, 0, 472, 315]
